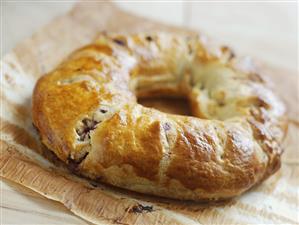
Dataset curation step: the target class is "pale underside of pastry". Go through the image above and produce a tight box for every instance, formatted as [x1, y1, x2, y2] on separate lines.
[32, 32, 286, 201]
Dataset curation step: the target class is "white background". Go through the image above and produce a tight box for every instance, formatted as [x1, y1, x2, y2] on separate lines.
[2, 1, 297, 72]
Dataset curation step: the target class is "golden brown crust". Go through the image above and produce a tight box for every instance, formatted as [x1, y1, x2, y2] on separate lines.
[32, 32, 286, 201]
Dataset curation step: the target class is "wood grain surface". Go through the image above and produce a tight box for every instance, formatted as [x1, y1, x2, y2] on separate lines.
[1, 2, 298, 224]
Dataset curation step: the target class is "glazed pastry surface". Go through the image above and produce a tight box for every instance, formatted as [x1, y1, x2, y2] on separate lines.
[32, 32, 286, 200]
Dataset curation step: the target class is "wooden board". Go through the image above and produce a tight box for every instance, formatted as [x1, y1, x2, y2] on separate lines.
[1, 2, 298, 224]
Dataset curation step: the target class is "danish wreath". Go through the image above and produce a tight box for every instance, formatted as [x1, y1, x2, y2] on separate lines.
[33, 33, 286, 201]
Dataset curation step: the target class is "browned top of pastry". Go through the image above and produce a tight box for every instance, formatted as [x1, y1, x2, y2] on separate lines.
[32, 32, 286, 200]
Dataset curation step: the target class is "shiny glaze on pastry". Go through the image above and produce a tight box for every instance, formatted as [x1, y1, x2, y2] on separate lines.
[32, 33, 286, 201]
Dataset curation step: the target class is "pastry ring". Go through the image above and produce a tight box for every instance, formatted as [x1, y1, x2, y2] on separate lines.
[33, 33, 286, 201]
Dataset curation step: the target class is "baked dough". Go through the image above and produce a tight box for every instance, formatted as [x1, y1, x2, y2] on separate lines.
[32, 32, 286, 201]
